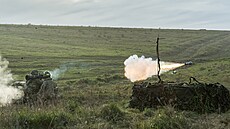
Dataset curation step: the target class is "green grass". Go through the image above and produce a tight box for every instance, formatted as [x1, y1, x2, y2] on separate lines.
[0, 24, 230, 128]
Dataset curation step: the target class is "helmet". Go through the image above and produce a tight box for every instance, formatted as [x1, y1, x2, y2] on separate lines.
[31, 70, 39, 75]
[44, 71, 51, 78]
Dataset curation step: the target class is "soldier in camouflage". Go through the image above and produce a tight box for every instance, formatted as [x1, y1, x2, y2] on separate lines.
[37, 71, 58, 105]
[23, 70, 43, 105]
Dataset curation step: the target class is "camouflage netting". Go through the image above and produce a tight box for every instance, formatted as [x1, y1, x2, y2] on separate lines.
[129, 77, 230, 113]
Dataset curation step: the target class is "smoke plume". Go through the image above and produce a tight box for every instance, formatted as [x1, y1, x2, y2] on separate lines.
[0, 56, 23, 106]
[49, 63, 75, 80]
[49, 66, 67, 80]
[124, 55, 184, 82]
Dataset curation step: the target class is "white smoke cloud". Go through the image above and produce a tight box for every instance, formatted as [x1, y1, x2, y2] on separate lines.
[0, 56, 23, 106]
[124, 55, 157, 82]
[49, 66, 67, 80]
[124, 55, 184, 82]
[49, 63, 75, 80]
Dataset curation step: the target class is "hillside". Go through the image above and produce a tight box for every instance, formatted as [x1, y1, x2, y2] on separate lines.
[0, 24, 230, 128]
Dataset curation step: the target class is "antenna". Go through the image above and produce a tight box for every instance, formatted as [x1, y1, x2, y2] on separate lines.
[156, 32, 162, 83]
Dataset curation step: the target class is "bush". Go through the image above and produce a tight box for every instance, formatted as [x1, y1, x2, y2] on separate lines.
[66, 100, 80, 114]
[13, 110, 72, 129]
[100, 103, 125, 123]
[149, 107, 190, 129]
[143, 108, 155, 117]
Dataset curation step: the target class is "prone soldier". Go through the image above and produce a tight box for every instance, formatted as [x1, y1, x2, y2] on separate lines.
[37, 71, 58, 106]
[13, 70, 58, 106]
[23, 70, 43, 105]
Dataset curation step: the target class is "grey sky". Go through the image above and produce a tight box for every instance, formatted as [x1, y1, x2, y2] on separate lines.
[1, 0, 230, 30]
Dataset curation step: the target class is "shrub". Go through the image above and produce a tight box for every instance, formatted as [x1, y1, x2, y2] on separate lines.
[149, 107, 190, 129]
[143, 108, 155, 117]
[66, 100, 80, 114]
[100, 103, 125, 123]
[13, 110, 72, 129]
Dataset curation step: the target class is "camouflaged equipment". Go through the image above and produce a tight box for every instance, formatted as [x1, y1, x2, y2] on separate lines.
[44, 71, 51, 78]
[31, 70, 39, 75]
[13, 71, 59, 106]
[129, 77, 230, 113]
[37, 77, 58, 105]
[24, 77, 43, 103]
[129, 36, 230, 113]
[25, 73, 50, 80]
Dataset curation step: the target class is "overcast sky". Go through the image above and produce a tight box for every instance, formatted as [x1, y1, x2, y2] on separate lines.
[1, 0, 230, 30]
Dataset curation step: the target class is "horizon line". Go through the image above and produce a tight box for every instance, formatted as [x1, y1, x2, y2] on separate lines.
[1, 23, 229, 31]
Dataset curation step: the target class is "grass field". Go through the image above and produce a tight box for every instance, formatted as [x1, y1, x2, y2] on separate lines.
[0, 24, 230, 128]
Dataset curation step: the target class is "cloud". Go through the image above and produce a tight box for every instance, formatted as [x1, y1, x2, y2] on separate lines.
[0, 0, 230, 30]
